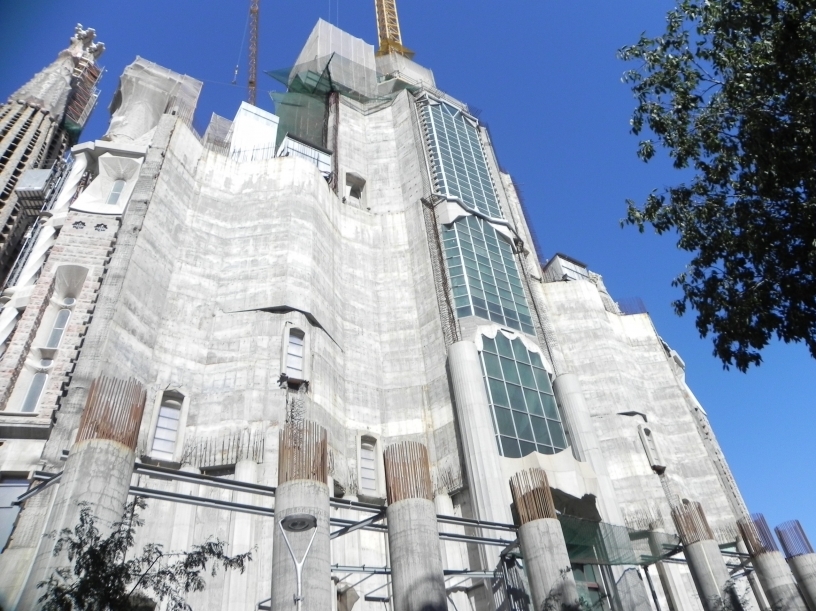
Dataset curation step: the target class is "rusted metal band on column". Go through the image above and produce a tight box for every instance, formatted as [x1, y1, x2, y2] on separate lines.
[739, 513, 780, 557]
[776, 520, 815, 559]
[671, 501, 715, 546]
[75, 376, 147, 450]
[509, 468, 556, 524]
[383, 441, 433, 504]
[278, 419, 328, 484]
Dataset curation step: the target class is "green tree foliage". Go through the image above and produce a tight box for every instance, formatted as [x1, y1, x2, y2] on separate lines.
[37, 499, 252, 611]
[619, 1, 816, 370]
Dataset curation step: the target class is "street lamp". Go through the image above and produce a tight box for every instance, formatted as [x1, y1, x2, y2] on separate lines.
[279, 513, 318, 610]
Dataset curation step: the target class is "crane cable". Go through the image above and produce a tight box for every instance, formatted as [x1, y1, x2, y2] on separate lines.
[232, 9, 251, 85]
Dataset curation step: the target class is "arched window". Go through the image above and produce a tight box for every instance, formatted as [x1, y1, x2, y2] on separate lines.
[45, 309, 71, 349]
[479, 333, 568, 458]
[359, 438, 378, 495]
[106, 179, 126, 206]
[286, 329, 305, 380]
[151, 391, 184, 460]
[21, 371, 48, 413]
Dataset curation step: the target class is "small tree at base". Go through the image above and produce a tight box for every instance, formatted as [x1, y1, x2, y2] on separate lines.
[37, 498, 252, 611]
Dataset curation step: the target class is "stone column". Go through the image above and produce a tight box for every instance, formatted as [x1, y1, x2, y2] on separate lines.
[435, 492, 470, 611]
[647, 527, 682, 611]
[20, 376, 146, 609]
[671, 501, 735, 611]
[551, 373, 624, 526]
[384, 441, 447, 611]
[776, 520, 816, 611]
[509, 468, 578, 611]
[271, 420, 331, 611]
[447, 340, 511, 524]
[739, 515, 808, 611]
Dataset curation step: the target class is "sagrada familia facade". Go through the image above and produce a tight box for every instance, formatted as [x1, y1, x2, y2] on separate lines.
[0, 17, 814, 611]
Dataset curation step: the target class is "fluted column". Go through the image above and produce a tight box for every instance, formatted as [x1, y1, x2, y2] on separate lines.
[20, 376, 146, 609]
[671, 501, 735, 611]
[739, 515, 807, 611]
[510, 468, 578, 611]
[447, 341, 511, 524]
[776, 520, 816, 611]
[384, 441, 446, 611]
[271, 420, 331, 611]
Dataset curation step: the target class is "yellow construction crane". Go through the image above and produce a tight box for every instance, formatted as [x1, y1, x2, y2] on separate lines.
[374, 0, 414, 58]
[247, 0, 259, 105]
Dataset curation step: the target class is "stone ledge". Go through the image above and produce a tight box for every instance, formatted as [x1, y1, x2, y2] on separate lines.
[0, 420, 51, 439]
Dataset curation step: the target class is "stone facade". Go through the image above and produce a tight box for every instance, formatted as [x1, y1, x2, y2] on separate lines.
[0, 19, 796, 611]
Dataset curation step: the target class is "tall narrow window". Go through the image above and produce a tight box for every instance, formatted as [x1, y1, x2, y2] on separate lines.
[359, 439, 377, 495]
[106, 179, 126, 206]
[151, 391, 183, 460]
[0, 476, 28, 551]
[21, 372, 48, 413]
[45, 309, 71, 349]
[286, 329, 305, 380]
[479, 333, 568, 458]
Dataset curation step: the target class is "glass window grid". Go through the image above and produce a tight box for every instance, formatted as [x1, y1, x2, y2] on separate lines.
[152, 399, 181, 459]
[479, 333, 568, 458]
[21, 372, 47, 413]
[443, 216, 535, 335]
[359, 442, 377, 494]
[46, 309, 71, 349]
[422, 103, 503, 219]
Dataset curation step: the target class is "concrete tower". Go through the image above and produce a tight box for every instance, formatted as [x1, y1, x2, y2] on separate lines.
[0, 25, 103, 279]
[0, 16, 796, 611]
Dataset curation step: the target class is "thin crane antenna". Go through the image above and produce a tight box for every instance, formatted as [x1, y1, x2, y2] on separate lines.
[248, 0, 259, 105]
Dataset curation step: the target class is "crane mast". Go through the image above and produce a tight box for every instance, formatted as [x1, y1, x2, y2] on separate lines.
[248, 0, 259, 105]
[374, 0, 414, 58]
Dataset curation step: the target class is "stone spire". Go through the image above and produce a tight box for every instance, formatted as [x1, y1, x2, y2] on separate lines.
[0, 25, 104, 280]
[8, 24, 104, 122]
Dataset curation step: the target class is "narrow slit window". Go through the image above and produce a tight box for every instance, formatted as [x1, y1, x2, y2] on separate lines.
[21, 372, 48, 413]
[151, 392, 183, 460]
[106, 179, 126, 206]
[360, 440, 377, 495]
[45, 309, 71, 349]
[286, 329, 305, 379]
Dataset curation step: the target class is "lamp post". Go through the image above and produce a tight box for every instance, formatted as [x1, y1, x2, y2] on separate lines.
[279, 513, 318, 610]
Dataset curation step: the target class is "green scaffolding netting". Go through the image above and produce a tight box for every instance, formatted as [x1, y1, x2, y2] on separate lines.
[557, 514, 681, 566]
[266, 53, 413, 149]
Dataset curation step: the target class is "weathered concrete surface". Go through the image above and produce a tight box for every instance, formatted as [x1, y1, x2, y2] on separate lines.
[387, 497, 446, 611]
[19, 439, 135, 610]
[789, 553, 816, 611]
[518, 517, 578, 611]
[753, 551, 808, 611]
[447, 341, 511, 524]
[684, 539, 733, 611]
[271, 479, 331, 611]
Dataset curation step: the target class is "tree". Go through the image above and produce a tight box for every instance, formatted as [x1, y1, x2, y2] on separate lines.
[37, 499, 252, 611]
[618, 1, 816, 371]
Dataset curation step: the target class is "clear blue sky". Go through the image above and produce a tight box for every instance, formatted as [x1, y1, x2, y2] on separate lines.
[2, 0, 813, 539]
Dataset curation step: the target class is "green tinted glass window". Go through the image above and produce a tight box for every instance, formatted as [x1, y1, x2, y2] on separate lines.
[480, 335, 568, 457]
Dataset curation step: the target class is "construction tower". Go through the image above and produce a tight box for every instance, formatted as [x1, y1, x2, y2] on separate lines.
[374, 0, 414, 58]
[0, 25, 103, 280]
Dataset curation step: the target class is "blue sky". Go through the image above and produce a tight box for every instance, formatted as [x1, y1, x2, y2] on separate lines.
[2, 1, 813, 538]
